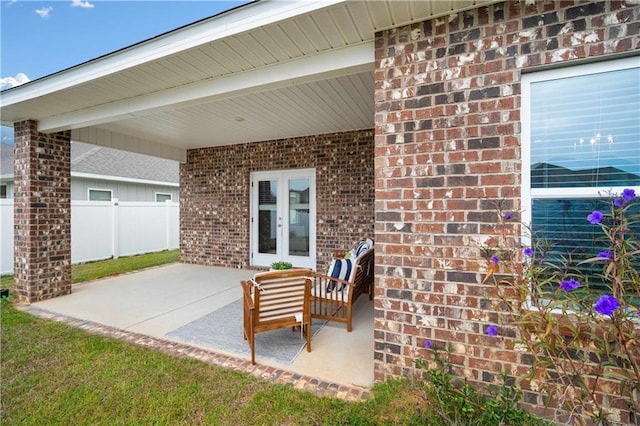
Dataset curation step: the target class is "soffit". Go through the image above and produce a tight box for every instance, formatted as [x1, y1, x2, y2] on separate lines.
[0, 0, 497, 161]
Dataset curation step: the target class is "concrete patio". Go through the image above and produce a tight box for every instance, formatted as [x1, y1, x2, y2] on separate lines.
[28, 263, 375, 389]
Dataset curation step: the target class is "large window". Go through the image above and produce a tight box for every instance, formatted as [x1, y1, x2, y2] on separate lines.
[522, 57, 639, 293]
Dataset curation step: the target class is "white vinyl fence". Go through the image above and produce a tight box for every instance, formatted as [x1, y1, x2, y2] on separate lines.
[0, 199, 179, 275]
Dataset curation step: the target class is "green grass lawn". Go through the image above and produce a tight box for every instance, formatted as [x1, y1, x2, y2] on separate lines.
[70, 249, 180, 284]
[0, 251, 549, 425]
[1, 302, 362, 425]
[1, 249, 180, 292]
[1, 300, 550, 425]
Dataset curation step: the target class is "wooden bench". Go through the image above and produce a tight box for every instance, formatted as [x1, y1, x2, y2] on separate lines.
[310, 246, 374, 332]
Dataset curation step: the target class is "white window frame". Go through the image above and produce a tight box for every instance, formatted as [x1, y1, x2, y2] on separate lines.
[88, 188, 113, 201]
[521, 56, 640, 305]
[521, 56, 640, 234]
[0, 184, 6, 199]
[155, 192, 172, 202]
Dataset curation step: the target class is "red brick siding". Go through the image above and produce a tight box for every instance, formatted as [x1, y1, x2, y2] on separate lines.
[13, 120, 72, 303]
[374, 0, 639, 421]
[180, 130, 374, 272]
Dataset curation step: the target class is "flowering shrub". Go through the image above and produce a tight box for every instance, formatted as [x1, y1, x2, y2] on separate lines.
[414, 342, 547, 425]
[483, 189, 639, 425]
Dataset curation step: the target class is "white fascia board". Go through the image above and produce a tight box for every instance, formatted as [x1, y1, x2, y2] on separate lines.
[0, 171, 179, 187]
[72, 172, 179, 187]
[0, 0, 346, 107]
[39, 41, 374, 133]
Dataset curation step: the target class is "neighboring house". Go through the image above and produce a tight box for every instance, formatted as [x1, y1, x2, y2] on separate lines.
[1, 140, 180, 275]
[1, 1, 638, 421]
[0, 141, 179, 201]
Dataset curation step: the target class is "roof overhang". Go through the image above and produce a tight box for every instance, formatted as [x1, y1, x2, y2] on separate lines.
[0, 0, 498, 162]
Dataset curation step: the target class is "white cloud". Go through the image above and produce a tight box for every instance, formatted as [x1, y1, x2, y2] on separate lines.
[0, 73, 31, 90]
[1, 128, 14, 146]
[70, 0, 94, 8]
[35, 6, 53, 18]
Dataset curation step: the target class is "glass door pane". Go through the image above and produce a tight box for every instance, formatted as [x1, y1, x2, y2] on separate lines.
[257, 180, 277, 255]
[251, 169, 315, 269]
[287, 178, 310, 257]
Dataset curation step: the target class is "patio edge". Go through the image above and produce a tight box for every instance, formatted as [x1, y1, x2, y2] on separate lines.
[17, 304, 372, 402]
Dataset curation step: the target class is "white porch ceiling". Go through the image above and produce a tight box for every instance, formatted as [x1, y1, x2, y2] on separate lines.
[0, 0, 497, 162]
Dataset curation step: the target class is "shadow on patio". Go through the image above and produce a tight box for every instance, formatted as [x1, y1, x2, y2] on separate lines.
[26, 263, 374, 389]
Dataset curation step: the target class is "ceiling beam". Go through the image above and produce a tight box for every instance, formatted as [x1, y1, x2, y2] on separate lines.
[71, 127, 187, 162]
[39, 41, 374, 133]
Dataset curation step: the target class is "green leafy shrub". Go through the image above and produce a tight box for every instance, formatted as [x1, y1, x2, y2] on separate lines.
[270, 261, 293, 270]
[483, 188, 639, 425]
[413, 343, 549, 425]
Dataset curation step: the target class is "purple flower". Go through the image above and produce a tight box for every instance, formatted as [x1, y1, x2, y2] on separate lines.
[424, 340, 432, 349]
[560, 278, 581, 292]
[504, 211, 513, 220]
[614, 189, 636, 208]
[587, 211, 603, 224]
[486, 325, 498, 337]
[622, 188, 636, 202]
[594, 295, 619, 316]
[597, 250, 613, 261]
[491, 256, 499, 264]
[523, 247, 534, 257]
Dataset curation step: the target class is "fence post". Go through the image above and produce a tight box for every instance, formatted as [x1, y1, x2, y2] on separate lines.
[112, 198, 120, 259]
[165, 200, 172, 250]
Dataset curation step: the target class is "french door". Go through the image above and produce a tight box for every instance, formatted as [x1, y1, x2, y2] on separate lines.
[250, 169, 316, 269]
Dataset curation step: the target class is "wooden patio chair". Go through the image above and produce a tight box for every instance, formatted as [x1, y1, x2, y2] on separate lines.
[311, 238, 374, 332]
[241, 268, 313, 365]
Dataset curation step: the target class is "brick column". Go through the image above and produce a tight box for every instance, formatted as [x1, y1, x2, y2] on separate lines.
[13, 120, 72, 303]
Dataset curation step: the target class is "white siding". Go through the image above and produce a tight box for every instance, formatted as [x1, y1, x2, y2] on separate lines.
[2, 178, 178, 202]
[71, 177, 179, 202]
[0, 181, 14, 199]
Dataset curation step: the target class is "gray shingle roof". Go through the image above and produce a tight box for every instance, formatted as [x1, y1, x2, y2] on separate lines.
[1, 141, 178, 183]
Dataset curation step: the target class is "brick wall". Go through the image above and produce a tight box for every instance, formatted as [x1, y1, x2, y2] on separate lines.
[373, 0, 639, 421]
[180, 130, 374, 272]
[13, 120, 72, 303]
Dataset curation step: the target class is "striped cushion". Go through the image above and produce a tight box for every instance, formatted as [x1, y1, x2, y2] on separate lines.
[313, 283, 349, 300]
[326, 258, 354, 291]
[353, 239, 372, 257]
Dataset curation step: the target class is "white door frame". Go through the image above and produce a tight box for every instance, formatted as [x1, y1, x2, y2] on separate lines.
[250, 168, 316, 269]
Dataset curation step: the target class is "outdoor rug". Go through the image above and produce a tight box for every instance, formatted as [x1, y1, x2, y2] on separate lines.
[165, 298, 326, 365]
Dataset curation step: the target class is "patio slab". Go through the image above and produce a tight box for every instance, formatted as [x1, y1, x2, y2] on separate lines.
[31, 263, 375, 388]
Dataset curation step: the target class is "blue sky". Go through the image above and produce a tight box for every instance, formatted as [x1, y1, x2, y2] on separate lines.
[0, 0, 249, 144]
